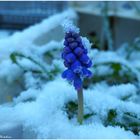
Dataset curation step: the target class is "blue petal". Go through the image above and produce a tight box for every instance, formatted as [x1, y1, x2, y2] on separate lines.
[64, 61, 71, 68]
[64, 40, 68, 46]
[61, 52, 67, 59]
[79, 42, 84, 48]
[85, 60, 92, 68]
[76, 37, 82, 43]
[65, 32, 72, 39]
[69, 42, 78, 49]
[71, 61, 82, 73]
[62, 69, 75, 81]
[71, 32, 79, 38]
[63, 47, 71, 54]
[82, 68, 93, 78]
[65, 53, 76, 63]
[83, 48, 88, 54]
[73, 76, 82, 90]
[67, 37, 75, 43]
[62, 70, 68, 79]
[80, 54, 90, 64]
[74, 47, 84, 56]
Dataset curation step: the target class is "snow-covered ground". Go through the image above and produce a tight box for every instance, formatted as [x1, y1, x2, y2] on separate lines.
[0, 10, 139, 139]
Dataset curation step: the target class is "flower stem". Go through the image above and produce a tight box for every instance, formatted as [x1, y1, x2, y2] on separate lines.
[77, 88, 84, 125]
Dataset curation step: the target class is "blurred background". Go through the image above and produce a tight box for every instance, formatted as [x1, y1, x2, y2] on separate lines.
[0, 1, 68, 39]
[0, 1, 140, 50]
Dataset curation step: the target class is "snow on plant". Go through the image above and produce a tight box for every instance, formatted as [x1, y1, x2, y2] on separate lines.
[61, 20, 92, 124]
[7, 45, 63, 99]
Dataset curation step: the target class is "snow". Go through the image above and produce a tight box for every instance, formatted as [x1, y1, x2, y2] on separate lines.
[0, 60, 21, 83]
[81, 37, 92, 51]
[0, 78, 139, 138]
[0, 30, 11, 40]
[62, 19, 79, 33]
[0, 9, 140, 139]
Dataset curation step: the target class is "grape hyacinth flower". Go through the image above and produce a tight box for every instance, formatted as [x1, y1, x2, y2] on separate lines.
[62, 21, 93, 124]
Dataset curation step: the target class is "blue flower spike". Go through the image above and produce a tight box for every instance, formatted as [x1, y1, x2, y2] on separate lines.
[62, 20, 93, 125]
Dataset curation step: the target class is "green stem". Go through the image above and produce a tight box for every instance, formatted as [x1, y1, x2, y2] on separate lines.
[10, 52, 48, 75]
[77, 88, 84, 125]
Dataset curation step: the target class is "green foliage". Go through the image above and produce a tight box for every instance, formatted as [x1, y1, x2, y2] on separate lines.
[22, 97, 36, 103]
[105, 109, 140, 135]
[10, 52, 61, 81]
[121, 94, 132, 101]
[124, 112, 140, 121]
[65, 101, 78, 119]
[83, 61, 138, 88]
[123, 38, 140, 60]
[10, 52, 17, 64]
[107, 109, 117, 123]
[44, 48, 61, 64]
[111, 63, 122, 75]
[49, 65, 61, 80]
[87, 32, 100, 49]
[84, 113, 95, 120]
[65, 101, 95, 120]
[44, 52, 54, 64]
[64, 102, 140, 135]
[10, 52, 45, 74]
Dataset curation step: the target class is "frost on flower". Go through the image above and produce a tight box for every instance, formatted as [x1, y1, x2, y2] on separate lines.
[62, 19, 80, 33]
[61, 20, 93, 90]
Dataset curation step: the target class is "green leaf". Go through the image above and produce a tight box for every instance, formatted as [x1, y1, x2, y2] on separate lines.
[84, 113, 95, 120]
[124, 112, 140, 121]
[128, 122, 140, 127]
[65, 101, 78, 119]
[22, 97, 36, 103]
[10, 53, 17, 64]
[91, 61, 138, 85]
[107, 109, 117, 123]
[31, 70, 43, 74]
[121, 94, 132, 101]
[10, 52, 48, 74]
[111, 63, 122, 74]
[65, 101, 95, 120]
